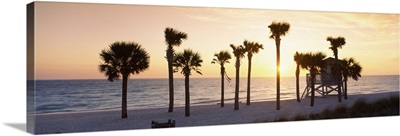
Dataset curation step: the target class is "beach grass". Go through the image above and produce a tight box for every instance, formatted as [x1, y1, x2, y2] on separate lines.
[270, 95, 399, 122]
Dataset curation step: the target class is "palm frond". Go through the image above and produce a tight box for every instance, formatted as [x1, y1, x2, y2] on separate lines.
[98, 41, 150, 81]
[173, 49, 203, 76]
[98, 64, 120, 82]
[194, 68, 203, 75]
[211, 58, 217, 64]
[224, 71, 231, 83]
[300, 52, 327, 71]
[268, 21, 291, 39]
[327, 36, 346, 50]
[230, 44, 246, 59]
[164, 27, 188, 47]
[293, 51, 304, 65]
[244, 40, 264, 55]
[341, 57, 362, 81]
[212, 50, 232, 65]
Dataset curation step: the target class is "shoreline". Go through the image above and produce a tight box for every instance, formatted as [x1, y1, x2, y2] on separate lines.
[34, 91, 398, 116]
[34, 91, 399, 134]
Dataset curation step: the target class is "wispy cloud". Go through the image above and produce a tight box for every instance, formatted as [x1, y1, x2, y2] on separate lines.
[181, 7, 272, 30]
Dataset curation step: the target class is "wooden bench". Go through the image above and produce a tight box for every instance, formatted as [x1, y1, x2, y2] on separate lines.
[151, 119, 175, 128]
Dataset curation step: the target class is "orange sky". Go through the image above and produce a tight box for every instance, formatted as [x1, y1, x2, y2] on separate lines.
[34, 2, 399, 79]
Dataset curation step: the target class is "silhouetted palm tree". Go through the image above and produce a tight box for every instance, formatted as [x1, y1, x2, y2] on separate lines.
[301, 52, 326, 106]
[340, 57, 362, 99]
[327, 36, 346, 102]
[173, 49, 203, 117]
[293, 51, 304, 102]
[164, 27, 188, 112]
[243, 40, 264, 105]
[230, 44, 246, 110]
[268, 21, 290, 110]
[99, 41, 150, 118]
[211, 51, 232, 107]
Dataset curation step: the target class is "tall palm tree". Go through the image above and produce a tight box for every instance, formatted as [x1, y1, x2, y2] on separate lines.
[99, 41, 150, 118]
[301, 52, 326, 107]
[243, 40, 264, 105]
[327, 36, 346, 102]
[340, 57, 362, 99]
[268, 21, 290, 110]
[211, 50, 232, 107]
[164, 27, 188, 112]
[293, 51, 304, 102]
[173, 49, 203, 117]
[230, 44, 246, 110]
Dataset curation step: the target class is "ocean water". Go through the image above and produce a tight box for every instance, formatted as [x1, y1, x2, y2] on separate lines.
[31, 75, 399, 114]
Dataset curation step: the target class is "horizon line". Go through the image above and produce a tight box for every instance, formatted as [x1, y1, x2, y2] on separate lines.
[32, 74, 399, 80]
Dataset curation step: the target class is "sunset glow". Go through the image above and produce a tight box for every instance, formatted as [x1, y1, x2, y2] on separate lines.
[34, 2, 399, 79]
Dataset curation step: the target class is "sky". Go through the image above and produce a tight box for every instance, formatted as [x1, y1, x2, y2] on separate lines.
[34, 2, 399, 79]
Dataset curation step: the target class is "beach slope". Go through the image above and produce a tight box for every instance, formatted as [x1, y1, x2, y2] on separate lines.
[34, 91, 399, 134]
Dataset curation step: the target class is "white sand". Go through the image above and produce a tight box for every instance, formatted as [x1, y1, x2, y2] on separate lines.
[33, 91, 399, 134]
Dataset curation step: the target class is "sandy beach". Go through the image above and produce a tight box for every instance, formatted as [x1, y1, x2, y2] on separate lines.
[33, 91, 399, 134]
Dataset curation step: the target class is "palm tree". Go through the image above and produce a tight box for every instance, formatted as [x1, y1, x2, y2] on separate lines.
[164, 27, 188, 112]
[99, 41, 150, 118]
[340, 58, 362, 99]
[230, 44, 246, 110]
[293, 51, 304, 102]
[268, 21, 290, 110]
[326, 36, 346, 102]
[243, 40, 264, 105]
[211, 51, 232, 107]
[173, 49, 203, 117]
[301, 52, 326, 106]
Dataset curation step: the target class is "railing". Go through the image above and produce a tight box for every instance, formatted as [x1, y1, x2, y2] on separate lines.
[306, 73, 336, 86]
[306, 74, 322, 85]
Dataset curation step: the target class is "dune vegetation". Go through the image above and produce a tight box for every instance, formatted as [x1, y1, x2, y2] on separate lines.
[270, 95, 399, 122]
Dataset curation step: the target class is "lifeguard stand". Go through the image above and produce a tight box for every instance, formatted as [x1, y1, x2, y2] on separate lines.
[301, 57, 343, 98]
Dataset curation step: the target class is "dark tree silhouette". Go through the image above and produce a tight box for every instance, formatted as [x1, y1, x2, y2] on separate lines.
[99, 41, 150, 118]
[268, 21, 290, 110]
[293, 51, 305, 102]
[327, 36, 346, 102]
[173, 49, 203, 117]
[211, 50, 232, 107]
[340, 57, 362, 99]
[300, 52, 326, 106]
[230, 44, 246, 110]
[164, 27, 188, 112]
[243, 40, 264, 105]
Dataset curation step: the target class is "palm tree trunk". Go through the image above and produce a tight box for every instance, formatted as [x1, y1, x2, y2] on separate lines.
[335, 55, 342, 102]
[122, 74, 128, 118]
[295, 65, 301, 102]
[310, 69, 315, 107]
[344, 79, 348, 99]
[234, 59, 240, 110]
[167, 48, 174, 112]
[185, 73, 190, 117]
[246, 56, 252, 105]
[221, 66, 225, 107]
[275, 37, 281, 110]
